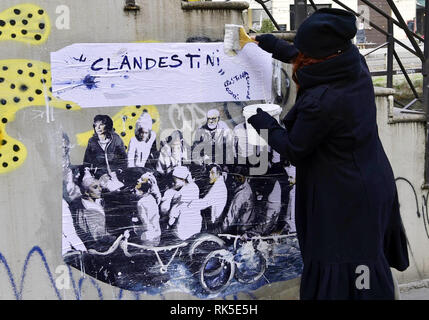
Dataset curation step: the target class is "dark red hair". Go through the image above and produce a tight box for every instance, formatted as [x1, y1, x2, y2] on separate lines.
[292, 52, 341, 89]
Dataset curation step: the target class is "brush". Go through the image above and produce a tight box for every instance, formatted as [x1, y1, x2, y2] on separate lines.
[224, 24, 257, 56]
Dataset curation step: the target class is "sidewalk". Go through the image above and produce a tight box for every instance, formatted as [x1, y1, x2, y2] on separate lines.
[400, 279, 429, 300]
[401, 287, 429, 300]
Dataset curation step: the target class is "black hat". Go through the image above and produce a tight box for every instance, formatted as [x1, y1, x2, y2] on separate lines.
[294, 8, 357, 59]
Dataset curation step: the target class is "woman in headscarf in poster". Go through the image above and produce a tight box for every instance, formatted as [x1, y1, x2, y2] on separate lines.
[83, 114, 127, 179]
[248, 8, 409, 299]
[128, 111, 158, 170]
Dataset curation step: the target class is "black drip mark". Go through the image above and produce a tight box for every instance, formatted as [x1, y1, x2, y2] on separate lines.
[21, 30, 27, 35]
[0, 20, 5, 27]
[2, 66, 8, 71]
[2, 162, 8, 168]
[20, 84, 28, 92]
[14, 9, 21, 15]
[11, 34, 16, 39]
[13, 97, 20, 103]
[27, 63, 32, 68]
[35, 89, 42, 95]
[10, 84, 15, 89]
[13, 156, 18, 162]
[28, 97, 34, 102]
[10, 20, 16, 26]
[1, 139, 7, 146]
[2, 118, 7, 123]
[27, 13, 33, 18]
[131, 113, 136, 117]
[38, 9, 44, 15]
[0, 78, 4, 83]
[42, 69, 48, 74]
[29, 72, 34, 77]
[0, 99, 7, 105]
[17, 69, 23, 75]
[22, 19, 28, 25]
[13, 144, 20, 152]
[136, 105, 141, 109]
[120, 132, 126, 137]
[39, 23, 45, 30]
[34, 34, 41, 41]
[128, 126, 133, 130]
[65, 104, 72, 110]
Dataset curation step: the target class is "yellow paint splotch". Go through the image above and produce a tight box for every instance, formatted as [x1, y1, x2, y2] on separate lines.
[0, 4, 50, 45]
[0, 59, 80, 174]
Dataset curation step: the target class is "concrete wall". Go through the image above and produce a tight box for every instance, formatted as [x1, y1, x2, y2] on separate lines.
[0, 0, 427, 300]
[374, 87, 428, 285]
[0, 0, 300, 300]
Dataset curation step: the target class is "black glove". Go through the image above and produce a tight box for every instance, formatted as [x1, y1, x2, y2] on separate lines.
[255, 34, 278, 54]
[256, 34, 299, 63]
[247, 108, 279, 133]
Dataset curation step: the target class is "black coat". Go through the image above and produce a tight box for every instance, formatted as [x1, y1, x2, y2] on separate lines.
[83, 132, 127, 178]
[249, 43, 409, 300]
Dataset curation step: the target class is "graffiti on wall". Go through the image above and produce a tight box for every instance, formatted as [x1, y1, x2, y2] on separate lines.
[0, 4, 77, 174]
[396, 177, 429, 239]
[0, 4, 50, 45]
[0, 59, 80, 174]
[0, 245, 268, 300]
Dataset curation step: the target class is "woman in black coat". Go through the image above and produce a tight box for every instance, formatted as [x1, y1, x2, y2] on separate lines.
[83, 114, 127, 179]
[248, 8, 409, 300]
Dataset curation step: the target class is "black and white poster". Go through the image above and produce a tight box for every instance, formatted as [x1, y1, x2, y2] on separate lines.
[59, 42, 302, 298]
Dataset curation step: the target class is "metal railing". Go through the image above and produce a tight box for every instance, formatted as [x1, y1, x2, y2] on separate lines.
[255, 0, 426, 110]
[252, 0, 429, 185]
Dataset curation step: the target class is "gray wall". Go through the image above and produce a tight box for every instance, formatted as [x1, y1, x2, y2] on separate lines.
[0, 0, 299, 299]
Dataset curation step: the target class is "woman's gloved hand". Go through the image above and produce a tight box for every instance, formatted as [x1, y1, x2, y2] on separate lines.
[248, 108, 278, 132]
[255, 34, 278, 54]
[254, 34, 298, 63]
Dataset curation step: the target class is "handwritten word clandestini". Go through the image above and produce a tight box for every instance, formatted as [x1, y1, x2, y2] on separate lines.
[88, 51, 221, 72]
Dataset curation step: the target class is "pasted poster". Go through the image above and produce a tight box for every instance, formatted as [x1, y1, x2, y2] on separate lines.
[59, 42, 302, 298]
[51, 42, 273, 107]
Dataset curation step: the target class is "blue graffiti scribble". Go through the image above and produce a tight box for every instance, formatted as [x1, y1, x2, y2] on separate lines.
[0, 251, 19, 299]
[0, 246, 61, 300]
[0, 242, 302, 300]
[73, 54, 87, 62]
[82, 74, 98, 90]
[78, 277, 104, 300]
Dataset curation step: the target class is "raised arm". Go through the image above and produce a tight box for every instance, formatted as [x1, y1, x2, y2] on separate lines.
[255, 34, 299, 64]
